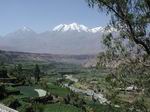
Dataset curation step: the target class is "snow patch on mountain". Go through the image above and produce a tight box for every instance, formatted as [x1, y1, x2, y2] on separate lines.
[53, 23, 117, 33]
[90, 27, 104, 33]
[21, 27, 33, 32]
[53, 23, 89, 32]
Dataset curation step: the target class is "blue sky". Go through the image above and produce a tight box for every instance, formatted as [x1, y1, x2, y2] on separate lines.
[0, 0, 110, 35]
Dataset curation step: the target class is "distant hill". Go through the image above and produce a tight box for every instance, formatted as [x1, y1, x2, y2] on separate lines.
[0, 50, 96, 65]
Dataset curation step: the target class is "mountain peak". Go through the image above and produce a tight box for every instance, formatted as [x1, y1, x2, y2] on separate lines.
[52, 23, 89, 32]
[70, 22, 78, 26]
[4, 27, 36, 37]
[20, 26, 33, 32]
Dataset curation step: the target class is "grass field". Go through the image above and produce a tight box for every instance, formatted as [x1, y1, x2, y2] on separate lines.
[47, 83, 70, 97]
[16, 86, 39, 97]
[44, 104, 82, 112]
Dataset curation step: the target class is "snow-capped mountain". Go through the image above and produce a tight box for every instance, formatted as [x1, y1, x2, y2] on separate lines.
[53, 23, 89, 32]
[0, 23, 118, 54]
[52, 23, 103, 33]
[90, 27, 104, 33]
[52, 23, 116, 33]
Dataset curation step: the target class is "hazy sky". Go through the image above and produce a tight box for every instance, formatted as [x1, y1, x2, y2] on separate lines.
[0, 0, 110, 35]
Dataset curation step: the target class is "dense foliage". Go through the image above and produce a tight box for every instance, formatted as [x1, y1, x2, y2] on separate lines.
[85, 0, 150, 111]
[86, 0, 150, 54]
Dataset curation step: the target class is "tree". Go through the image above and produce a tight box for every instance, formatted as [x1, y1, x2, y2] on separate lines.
[85, 0, 150, 111]
[15, 64, 24, 78]
[33, 64, 40, 82]
[9, 99, 21, 110]
[0, 85, 7, 99]
[86, 0, 150, 55]
[14, 64, 26, 83]
[0, 64, 8, 78]
[16, 64, 23, 75]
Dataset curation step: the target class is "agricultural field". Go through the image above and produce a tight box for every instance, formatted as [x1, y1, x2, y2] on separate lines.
[1, 58, 148, 112]
[0, 59, 117, 112]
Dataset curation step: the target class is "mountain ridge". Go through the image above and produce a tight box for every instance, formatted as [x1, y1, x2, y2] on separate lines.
[0, 23, 116, 36]
[52, 23, 116, 33]
[52, 23, 104, 33]
[0, 23, 117, 54]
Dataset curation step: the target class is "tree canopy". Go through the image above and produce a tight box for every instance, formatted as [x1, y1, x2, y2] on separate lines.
[34, 64, 40, 82]
[86, 0, 150, 54]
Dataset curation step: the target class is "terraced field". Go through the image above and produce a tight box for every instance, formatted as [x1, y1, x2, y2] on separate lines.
[47, 83, 70, 97]
[16, 86, 39, 97]
[44, 104, 82, 112]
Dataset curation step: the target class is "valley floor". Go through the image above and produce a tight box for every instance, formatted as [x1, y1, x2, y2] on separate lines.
[0, 59, 149, 112]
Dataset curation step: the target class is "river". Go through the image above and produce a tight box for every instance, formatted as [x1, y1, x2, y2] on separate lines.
[63, 75, 108, 104]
